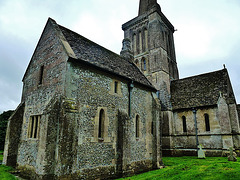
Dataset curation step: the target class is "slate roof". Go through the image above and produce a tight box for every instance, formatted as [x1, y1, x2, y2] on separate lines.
[56, 23, 155, 90]
[171, 69, 236, 110]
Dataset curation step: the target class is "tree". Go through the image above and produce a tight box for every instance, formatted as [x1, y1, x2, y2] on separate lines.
[0, 110, 14, 150]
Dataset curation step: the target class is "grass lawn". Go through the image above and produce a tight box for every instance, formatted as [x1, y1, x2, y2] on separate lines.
[0, 150, 3, 161]
[118, 156, 240, 180]
[0, 150, 17, 180]
[0, 155, 240, 180]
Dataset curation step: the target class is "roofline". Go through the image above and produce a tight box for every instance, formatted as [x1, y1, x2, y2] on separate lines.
[58, 24, 125, 61]
[68, 57, 157, 92]
[172, 104, 218, 112]
[22, 18, 58, 81]
[58, 24, 155, 91]
[172, 68, 228, 83]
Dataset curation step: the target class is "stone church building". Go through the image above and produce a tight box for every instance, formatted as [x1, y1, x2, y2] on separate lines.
[3, 0, 240, 179]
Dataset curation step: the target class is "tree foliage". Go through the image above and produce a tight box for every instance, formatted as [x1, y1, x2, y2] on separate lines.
[0, 110, 14, 150]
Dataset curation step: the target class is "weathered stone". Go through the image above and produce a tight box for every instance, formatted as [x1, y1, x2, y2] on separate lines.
[3, 0, 240, 179]
[3, 3, 162, 178]
[228, 147, 237, 162]
[198, 145, 205, 159]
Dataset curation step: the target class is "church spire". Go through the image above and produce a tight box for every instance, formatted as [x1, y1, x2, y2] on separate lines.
[138, 0, 161, 16]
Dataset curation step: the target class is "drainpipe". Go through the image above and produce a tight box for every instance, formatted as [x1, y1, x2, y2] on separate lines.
[192, 108, 199, 150]
[128, 81, 134, 119]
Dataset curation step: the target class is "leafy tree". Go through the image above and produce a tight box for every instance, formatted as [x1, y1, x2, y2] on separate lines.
[0, 110, 14, 150]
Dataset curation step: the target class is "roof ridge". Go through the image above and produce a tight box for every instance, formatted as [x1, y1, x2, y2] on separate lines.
[172, 68, 227, 82]
[58, 24, 124, 60]
[56, 21, 155, 90]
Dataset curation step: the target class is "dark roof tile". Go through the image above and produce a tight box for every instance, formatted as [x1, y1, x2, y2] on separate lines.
[58, 25, 155, 90]
[171, 69, 236, 110]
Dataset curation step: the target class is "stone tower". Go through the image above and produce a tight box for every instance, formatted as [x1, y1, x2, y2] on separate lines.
[122, 0, 179, 110]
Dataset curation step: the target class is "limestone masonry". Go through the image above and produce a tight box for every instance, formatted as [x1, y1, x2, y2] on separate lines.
[3, 0, 240, 179]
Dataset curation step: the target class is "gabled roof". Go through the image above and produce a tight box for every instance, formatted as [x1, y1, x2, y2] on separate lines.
[23, 18, 155, 90]
[56, 19, 155, 90]
[171, 69, 236, 110]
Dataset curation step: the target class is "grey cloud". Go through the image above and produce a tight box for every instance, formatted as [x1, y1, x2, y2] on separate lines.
[0, 0, 240, 113]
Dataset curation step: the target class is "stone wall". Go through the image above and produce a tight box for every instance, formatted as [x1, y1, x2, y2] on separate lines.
[3, 103, 25, 167]
[122, 9, 178, 112]
[15, 61, 160, 179]
[7, 17, 161, 179]
[163, 106, 238, 156]
[47, 61, 160, 179]
[15, 19, 69, 177]
[237, 105, 240, 125]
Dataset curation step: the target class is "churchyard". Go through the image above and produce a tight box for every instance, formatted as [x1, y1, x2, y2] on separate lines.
[1, 151, 240, 179]
[118, 156, 240, 180]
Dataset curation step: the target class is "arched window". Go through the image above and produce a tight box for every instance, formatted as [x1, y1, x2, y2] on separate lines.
[98, 109, 105, 138]
[141, 58, 147, 71]
[133, 33, 137, 54]
[136, 115, 140, 138]
[139, 31, 142, 53]
[143, 59, 146, 71]
[151, 121, 154, 135]
[182, 116, 187, 133]
[205, 114, 210, 131]
[144, 28, 148, 51]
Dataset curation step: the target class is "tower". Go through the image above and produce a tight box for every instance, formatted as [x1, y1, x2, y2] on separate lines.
[122, 0, 178, 110]
[121, 0, 179, 153]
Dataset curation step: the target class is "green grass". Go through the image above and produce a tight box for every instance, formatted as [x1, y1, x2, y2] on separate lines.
[118, 156, 240, 180]
[0, 150, 3, 161]
[0, 155, 240, 180]
[0, 150, 17, 180]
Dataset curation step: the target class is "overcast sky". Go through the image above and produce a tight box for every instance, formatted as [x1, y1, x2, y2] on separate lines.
[0, 0, 240, 113]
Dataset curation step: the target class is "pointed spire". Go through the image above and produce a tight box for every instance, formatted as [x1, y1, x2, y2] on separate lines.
[138, 0, 161, 16]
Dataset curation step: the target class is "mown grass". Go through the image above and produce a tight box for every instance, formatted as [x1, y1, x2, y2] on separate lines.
[118, 156, 240, 180]
[1, 154, 240, 180]
[0, 150, 17, 180]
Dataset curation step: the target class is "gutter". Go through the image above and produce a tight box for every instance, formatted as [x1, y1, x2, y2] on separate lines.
[128, 81, 134, 119]
[192, 108, 199, 150]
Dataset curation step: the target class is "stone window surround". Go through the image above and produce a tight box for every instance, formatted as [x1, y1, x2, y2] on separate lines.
[131, 27, 148, 55]
[204, 113, 210, 132]
[136, 114, 140, 138]
[39, 65, 44, 85]
[28, 115, 41, 139]
[98, 109, 105, 139]
[110, 79, 122, 97]
[92, 107, 111, 143]
[182, 115, 187, 133]
[134, 114, 142, 140]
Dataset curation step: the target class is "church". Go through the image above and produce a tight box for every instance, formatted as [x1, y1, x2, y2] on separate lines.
[3, 0, 240, 179]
